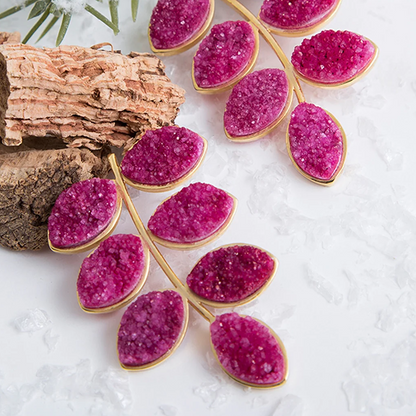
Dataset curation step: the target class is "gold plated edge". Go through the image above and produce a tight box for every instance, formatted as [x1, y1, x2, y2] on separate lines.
[209, 315, 289, 388]
[121, 137, 208, 193]
[148, 0, 215, 56]
[48, 184, 123, 254]
[257, 0, 342, 38]
[293, 40, 379, 89]
[185, 243, 279, 308]
[77, 237, 151, 314]
[118, 289, 190, 371]
[147, 193, 238, 251]
[286, 108, 347, 186]
[225, 81, 294, 143]
[192, 22, 260, 94]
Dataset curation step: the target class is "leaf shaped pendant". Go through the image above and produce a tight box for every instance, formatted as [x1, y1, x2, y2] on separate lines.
[291, 30, 378, 87]
[121, 126, 207, 192]
[48, 179, 122, 253]
[287, 103, 346, 185]
[148, 182, 237, 249]
[187, 244, 277, 307]
[224, 68, 292, 141]
[210, 313, 288, 387]
[259, 0, 342, 37]
[77, 234, 150, 313]
[193, 20, 259, 93]
[118, 290, 188, 369]
[149, 0, 215, 55]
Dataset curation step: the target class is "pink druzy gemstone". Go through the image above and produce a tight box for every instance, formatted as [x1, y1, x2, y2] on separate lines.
[149, 0, 211, 50]
[288, 103, 343, 181]
[118, 290, 185, 367]
[193, 21, 256, 89]
[77, 234, 146, 309]
[210, 313, 286, 385]
[187, 245, 275, 303]
[224, 68, 289, 138]
[48, 179, 118, 249]
[291, 30, 376, 84]
[121, 126, 205, 186]
[260, 0, 337, 30]
[148, 182, 234, 244]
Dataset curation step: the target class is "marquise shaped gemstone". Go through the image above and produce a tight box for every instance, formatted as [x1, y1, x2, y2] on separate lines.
[148, 182, 235, 244]
[291, 30, 376, 85]
[288, 103, 343, 182]
[77, 234, 146, 310]
[210, 313, 287, 386]
[187, 245, 275, 303]
[121, 126, 205, 187]
[149, 0, 211, 50]
[48, 178, 118, 249]
[224, 68, 289, 138]
[259, 0, 338, 31]
[118, 291, 185, 367]
[193, 20, 257, 90]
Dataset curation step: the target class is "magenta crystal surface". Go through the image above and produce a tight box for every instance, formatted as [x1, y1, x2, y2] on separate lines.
[77, 234, 146, 309]
[149, 0, 210, 50]
[187, 245, 275, 303]
[121, 126, 205, 187]
[193, 21, 256, 89]
[210, 313, 286, 385]
[291, 30, 376, 84]
[118, 290, 185, 367]
[260, 0, 337, 30]
[48, 179, 118, 249]
[224, 68, 289, 138]
[148, 182, 234, 244]
[288, 103, 343, 181]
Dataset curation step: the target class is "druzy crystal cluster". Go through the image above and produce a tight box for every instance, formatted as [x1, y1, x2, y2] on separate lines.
[77, 234, 146, 309]
[121, 126, 205, 186]
[187, 245, 275, 303]
[224, 68, 289, 138]
[292, 30, 376, 84]
[149, 0, 210, 50]
[48, 179, 118, 249]
[193, 21, 256, 89]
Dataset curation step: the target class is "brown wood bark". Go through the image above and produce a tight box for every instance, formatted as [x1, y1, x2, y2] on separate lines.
[0, 41, 185, 149]
[0, 139, 110, 251]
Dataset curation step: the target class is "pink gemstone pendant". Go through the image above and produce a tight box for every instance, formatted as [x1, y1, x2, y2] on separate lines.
[287, 102, 346, 185]
[224, 68, 292, 141]
[77, 234, 150, 313]
[192, 20, 259, 93]
[147, 182, 237, 249]
[210, 313, 288, 387]
[149, 0, 215, 55]
[121, 126, 207, 192]
[291, 30, 378, 87]
[187, 244, 277, 307]
[259, 0, 342, 37]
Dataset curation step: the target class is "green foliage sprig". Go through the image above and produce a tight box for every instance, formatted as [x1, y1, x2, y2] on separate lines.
[0, 0, 139, 46]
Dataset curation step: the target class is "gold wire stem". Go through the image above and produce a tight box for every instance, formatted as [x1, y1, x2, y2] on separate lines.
[108, 154, 216, 324]
[221, 0, 305, 104]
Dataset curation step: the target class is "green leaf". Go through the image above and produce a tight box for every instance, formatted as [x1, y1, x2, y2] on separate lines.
[131, 0, 139, 22]
[109, 0, 119, 33]
[84, 4, 119, 35]
[55, 13, 71, 46]
[0, 0, 37, 20]
[22, 4, 51, 44]
[28, 0, 49, 20]
[37, 14, 59, 42]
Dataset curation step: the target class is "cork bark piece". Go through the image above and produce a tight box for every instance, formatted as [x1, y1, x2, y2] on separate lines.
[0, 42, 185, 149]
[0, 139, 110, 251]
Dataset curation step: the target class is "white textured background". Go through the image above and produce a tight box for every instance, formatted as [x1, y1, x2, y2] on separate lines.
[1, 0, 416, 415]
